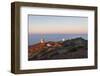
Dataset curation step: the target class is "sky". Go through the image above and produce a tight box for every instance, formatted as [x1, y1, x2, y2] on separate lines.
[28, 15, 88, 34]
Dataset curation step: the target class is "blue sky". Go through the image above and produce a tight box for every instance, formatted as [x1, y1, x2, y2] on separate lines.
[28, 15, 88, 34]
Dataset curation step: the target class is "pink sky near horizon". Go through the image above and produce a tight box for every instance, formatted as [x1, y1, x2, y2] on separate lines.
[29, 15, 88, 34]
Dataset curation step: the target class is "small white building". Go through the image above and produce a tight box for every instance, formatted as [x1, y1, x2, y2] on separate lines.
[62, 38, 65, 41]
[46, 43, 52, 47]
[40, 38, 45, 43]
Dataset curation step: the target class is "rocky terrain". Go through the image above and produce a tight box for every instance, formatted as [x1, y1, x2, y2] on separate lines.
[28, 37, 88, 60]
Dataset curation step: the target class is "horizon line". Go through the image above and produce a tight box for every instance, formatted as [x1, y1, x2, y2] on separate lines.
[28, 33, 87, 35]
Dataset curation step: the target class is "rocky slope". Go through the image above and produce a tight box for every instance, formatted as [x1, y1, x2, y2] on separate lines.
[28, 37, 88, 60]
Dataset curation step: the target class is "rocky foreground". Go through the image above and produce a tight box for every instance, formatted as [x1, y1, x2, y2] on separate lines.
[28, 37, 88, 60]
